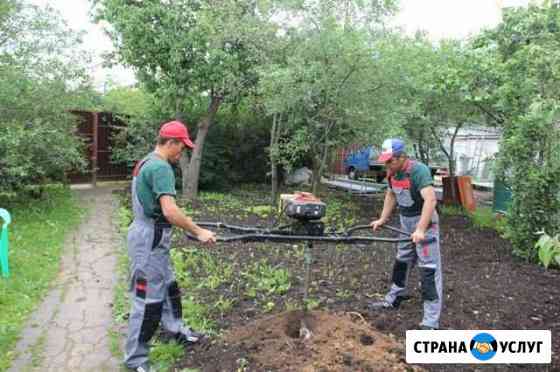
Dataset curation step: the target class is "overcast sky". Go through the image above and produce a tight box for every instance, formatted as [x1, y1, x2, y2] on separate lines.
[29, 0, 531, 91]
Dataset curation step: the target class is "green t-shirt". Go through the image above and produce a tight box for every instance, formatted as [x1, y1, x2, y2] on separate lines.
[136, 153, 176, 221]
[389, 160, 433, 217]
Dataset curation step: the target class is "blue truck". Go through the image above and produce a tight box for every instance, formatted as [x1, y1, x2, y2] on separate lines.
[343, 145, 386, 182]
[343, 145, 442, 182]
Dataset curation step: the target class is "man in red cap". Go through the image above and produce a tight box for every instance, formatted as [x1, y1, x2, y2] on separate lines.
[124, 120, 216, 372]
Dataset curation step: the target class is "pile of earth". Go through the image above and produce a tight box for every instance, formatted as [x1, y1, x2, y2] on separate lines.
[179, 310, 424, 372]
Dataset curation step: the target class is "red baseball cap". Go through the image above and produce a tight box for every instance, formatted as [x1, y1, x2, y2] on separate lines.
[159, 121, 195, 149]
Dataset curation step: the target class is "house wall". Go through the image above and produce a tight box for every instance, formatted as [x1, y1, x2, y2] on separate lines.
[445, 128, 501, 182]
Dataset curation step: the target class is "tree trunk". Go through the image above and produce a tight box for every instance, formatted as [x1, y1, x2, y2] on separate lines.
[316, 140, 330, 193]
[448, 142, 456, 176]
[431, 123, 464, 205]
[176, 98, 190, 195]
[431, 124, 462, 177]
[418, 129, 430, 165]
[270, 113, 280, 206]
[312, 124, 331, 195]
[447, 125, 462, 177]
[184, 94, 222, 200]
[311, 155, 322, 195]
[413, 143, 420, 161]
[179, 152, 190, 194]
[420, 141, 430, 165]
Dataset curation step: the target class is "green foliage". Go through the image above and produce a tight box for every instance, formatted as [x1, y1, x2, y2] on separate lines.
[181, 297, 216, 333]
[109, 98, 271, 191]
[215, 295, 236, 315]
[150, 340, 185, 372]
[470, 4, 560, 260]
[245, 205, 274, 218]
[260, 22, 383, 185]
[102, 86, 155, 117]
[304, 298, 321, 311]
[0, 187, 84, 371]
[440, 205, 466, 217]
[536, 232, 560, 269]
[97, 0, 275, 102]
[468, 207, 496, 230]
[0, 118, 87, 191]
[0, 1, 95, 192]
[323, 196, 358, 229]
[98, 0, 278, 198]
[241, 259, 291, 296]
[499, 101, 560, 259]
[198, 110, 271, 190]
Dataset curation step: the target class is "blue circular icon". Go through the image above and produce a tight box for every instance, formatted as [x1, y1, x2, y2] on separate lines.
[470, 333, 498, 361]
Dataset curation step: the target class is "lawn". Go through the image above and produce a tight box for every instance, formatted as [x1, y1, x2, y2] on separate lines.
[0, 186, 85, 371]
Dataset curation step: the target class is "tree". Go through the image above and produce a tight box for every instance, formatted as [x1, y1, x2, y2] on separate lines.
[258, 0, 398, 195]
[102, 85, 154, 117]
[97, 0, 277, 199]
[388, 36, 489, 174]
[472, 3, 560, 259]
[0, 1, 94, 193]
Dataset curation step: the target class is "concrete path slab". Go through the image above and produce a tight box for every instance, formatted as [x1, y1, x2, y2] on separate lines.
[9, 186, 122, 372]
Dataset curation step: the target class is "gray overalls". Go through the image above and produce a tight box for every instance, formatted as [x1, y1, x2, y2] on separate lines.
[124, 155, 188, 368]
[383, 161, 443, 329]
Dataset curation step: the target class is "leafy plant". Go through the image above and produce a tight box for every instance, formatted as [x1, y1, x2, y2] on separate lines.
[254, 263, 291, 296]
[304, 298, 321, 311]
[284, 299, 300, 311]
[262, 301, 275, 312]
[536, 232, 560, 269]
[214, 295, 236, 316]
[246, 205, 274, 218]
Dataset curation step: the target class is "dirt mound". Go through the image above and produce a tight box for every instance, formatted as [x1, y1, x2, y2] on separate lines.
[182, 310, 423, 372]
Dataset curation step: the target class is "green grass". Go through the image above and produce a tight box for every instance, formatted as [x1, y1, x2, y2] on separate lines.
[468, 207, 496, 229]
[109, 202, 132, 367]
[150, 340, 185, 371]
[440, 204, 507, 234]
[440, 204, 466, 216]
[0, 186, 85, 371]
[28, 333, 47, 369]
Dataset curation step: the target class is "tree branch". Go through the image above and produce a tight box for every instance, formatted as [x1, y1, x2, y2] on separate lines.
[473, 102, 504, 125]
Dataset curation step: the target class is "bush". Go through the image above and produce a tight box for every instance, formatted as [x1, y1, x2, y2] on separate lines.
[498, 103, 560, 260]
[478, 5, 560, 261]
[0, 118, 87, 192]
[110, 99, 272, 192]
[0, 1, 95, 192]
[198, 114, 270, 190]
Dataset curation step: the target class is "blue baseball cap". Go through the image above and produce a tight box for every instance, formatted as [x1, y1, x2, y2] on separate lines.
[377, 138, 406, 162]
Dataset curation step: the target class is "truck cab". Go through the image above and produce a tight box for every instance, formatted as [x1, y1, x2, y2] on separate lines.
[343, 145, 385, 182]
[343, 145, 442, 182]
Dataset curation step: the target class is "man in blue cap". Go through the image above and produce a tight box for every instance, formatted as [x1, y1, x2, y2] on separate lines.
[369, 138, 442, 330]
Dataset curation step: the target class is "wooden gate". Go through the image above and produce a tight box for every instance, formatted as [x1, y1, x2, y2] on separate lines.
[68, 111, 131, 184]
